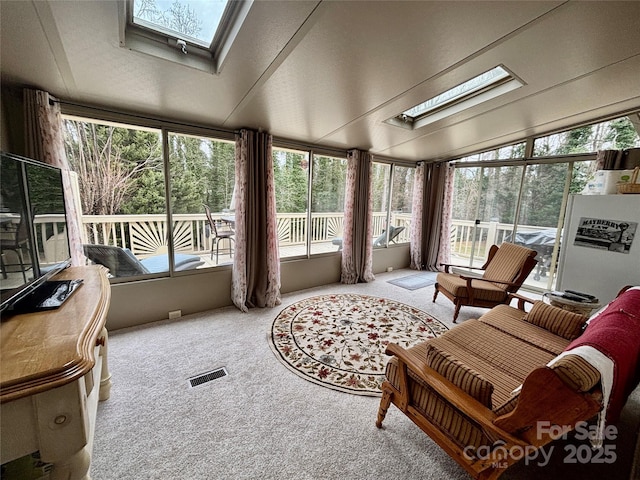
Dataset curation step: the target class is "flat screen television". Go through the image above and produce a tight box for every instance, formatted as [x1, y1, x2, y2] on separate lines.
[1, 152, 78, 314]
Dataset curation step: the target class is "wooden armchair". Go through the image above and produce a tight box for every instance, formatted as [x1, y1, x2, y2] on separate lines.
[433, 242, 537, 322]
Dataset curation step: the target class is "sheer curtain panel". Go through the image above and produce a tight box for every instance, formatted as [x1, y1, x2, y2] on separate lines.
[341, 149, 374, 284]
[23, 88, 84, 266]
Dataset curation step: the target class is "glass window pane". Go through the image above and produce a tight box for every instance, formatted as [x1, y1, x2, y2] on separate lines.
[371, 162, 391, 247]
[450, 166, 522, 267]
[168, 133, 235, 268]
[132, 0, 229, 47]
[517, 163, 569, 289]
[389, 166, 414, 245]
[533, 115, 640, 156]
[475, 166, 521, 261]
[403, 66, 511, 118]
[62, 117, 167, 278]
[273, 148, 309, 258]
[457, 142, 525, 162]
[310, 154, 347, 255]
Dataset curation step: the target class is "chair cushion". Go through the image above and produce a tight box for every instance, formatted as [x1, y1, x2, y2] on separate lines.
[436, 273, 508, 302]
[384, 344, 490, 450]
[483, 242, 535, 286]
[523, 301, 586, 340]
[427, 320, 555, 407]
[479, 304, 571, 355]
[426, 344, 494, 409]
[140, 253, 204, 273]
[549, 354, 601, 392]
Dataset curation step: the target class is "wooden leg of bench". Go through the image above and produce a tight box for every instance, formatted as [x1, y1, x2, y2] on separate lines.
[376, 386, 393, 428]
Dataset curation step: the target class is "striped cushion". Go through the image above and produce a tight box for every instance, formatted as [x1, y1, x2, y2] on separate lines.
[385, 351, 490, 450]
[436, 273, 509, 301]
[550, 354, 601, 392]
[523, 301, 587, 340]
[493, 395, 519, 416]
[427, 320, 555, 405]
[479, 304, 571, 355]
[483, 242, 535, 287]
[426, 345, 494, 409]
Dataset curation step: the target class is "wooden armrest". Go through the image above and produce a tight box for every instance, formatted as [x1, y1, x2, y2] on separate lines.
[494, 367, 602, 446]
[459, 276, 522, 288]
[385, 343, 528, 447]
[439, 263, 486, 274]
[508, 293, 537, 310]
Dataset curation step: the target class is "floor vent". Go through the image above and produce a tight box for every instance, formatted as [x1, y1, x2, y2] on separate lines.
[188, 367, 228, 388]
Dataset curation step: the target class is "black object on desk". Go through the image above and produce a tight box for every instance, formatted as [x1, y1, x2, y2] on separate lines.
[9, 279, 83, 313]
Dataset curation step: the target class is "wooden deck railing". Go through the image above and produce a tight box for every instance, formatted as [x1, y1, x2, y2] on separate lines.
[34, 213, 553, 265]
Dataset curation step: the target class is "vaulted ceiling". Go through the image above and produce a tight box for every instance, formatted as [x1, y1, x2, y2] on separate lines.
[1, 1, 639, 161]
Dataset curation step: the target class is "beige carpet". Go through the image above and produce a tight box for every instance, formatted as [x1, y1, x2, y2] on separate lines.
[90, 269, 640, 479]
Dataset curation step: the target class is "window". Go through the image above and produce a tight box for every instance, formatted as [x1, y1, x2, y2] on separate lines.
[310, 155, 347, 255]
[132, 0, 230, 48]
[62, 115, 236, 279]
[168, 132, 235, 267]
[387, 66, 523, 130]
[371, 162, 414, 247]
[273, 147, 309, 258]
[533, 115, 640, 156]
[272, 147, 349, 257]
[456, 142, 526, 163]
[122, 0, 252, 74]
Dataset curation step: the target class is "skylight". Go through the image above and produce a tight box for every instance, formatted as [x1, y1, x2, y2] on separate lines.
[132, 0, 229, 48]
[388, 66, 523, 130]
[122, 0, 252, 74]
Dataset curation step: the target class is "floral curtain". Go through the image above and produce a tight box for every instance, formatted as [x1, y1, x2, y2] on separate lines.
[409, 163, 424, 270]
[231, 129, 281, 312]
[23, 88, 84, 266]
[409, 161, 450, 271]
[436, 162, 454, 268]
[341, 149, 374, 284]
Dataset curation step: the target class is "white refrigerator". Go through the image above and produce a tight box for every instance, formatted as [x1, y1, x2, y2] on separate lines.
[556, 194, 640, 305]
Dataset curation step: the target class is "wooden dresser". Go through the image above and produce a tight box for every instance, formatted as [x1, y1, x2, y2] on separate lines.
[1, 266, 111, 480]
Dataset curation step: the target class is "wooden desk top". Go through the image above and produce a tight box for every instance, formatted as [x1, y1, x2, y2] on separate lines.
[0, 266, 110, 403]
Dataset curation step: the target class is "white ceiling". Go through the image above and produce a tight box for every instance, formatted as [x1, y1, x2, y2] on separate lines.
[1, 0, 639, 162]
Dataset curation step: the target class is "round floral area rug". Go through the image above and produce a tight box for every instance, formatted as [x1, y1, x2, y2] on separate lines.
[268, 293, 449, 396]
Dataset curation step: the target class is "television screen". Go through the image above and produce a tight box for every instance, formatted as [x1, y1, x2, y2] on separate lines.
[0, 152, 72, 313]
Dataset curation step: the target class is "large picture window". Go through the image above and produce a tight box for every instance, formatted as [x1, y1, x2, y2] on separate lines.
[449, 113, 640, 292]
[62, 116, 235, 278]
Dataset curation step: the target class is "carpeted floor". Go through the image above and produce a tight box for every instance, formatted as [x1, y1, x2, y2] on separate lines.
[90, 269, 640, 480]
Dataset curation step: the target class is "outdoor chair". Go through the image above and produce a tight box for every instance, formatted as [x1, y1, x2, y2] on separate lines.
[0, 214, 31, 282]
[433, 242, 538, 322]
[332, 225, 406, 251]
[373, 225, 405, 247]
[83, 244, 204, 278]
[203, 204, 235, 263]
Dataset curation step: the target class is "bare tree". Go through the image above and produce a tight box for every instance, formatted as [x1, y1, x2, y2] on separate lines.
[63, 120, 161, 216]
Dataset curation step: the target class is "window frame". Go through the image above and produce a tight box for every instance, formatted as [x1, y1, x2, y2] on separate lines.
[60, 106, 236, 283]
[119, 0, 253, 74]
